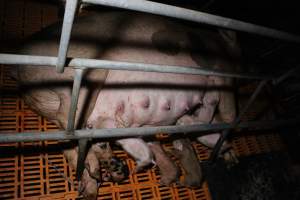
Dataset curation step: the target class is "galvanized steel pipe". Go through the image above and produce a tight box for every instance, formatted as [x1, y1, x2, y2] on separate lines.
[0, 54, 274, 80]
[56, 0, 79, 73]
[83, 0, 300, 43]
[0, 118, 298, 143]
[67, 68, 85, 132]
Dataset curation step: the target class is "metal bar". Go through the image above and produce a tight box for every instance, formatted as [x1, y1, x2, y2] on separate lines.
[273, 66, 300, 85]
[0, 118, 298, 143]
[209, 80, 268, 162]
[0, 54, 57, 66]
[83, 0, 300, 43]
[0, 54, 274, 80]
[56, 0, 79, 73]
[67, 68, 85, 132]
[76, 139, 88, 179]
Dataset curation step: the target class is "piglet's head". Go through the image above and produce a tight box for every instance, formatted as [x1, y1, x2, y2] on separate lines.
[102, 157, 129, 183]
[92, 142, 113, 163]
[92, 143, 128, 183]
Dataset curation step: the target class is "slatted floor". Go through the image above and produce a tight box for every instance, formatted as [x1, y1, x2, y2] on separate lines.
[0, 0, 285, 199]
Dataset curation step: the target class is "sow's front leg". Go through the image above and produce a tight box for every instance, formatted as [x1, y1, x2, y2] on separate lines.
[116, 138, 154, 174]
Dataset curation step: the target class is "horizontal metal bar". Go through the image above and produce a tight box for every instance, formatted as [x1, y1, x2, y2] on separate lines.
[0, 53, 274, 80]
[67, 68, 84, 132]
[83, 0, 300, 43]
[0, 118, 298, 143]
[56, 0, 79, 73]
[0, 54, 57, 66]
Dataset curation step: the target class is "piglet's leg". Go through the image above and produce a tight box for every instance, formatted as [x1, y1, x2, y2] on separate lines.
[85, 148, 101, 180]
[64, 148, 78, 170]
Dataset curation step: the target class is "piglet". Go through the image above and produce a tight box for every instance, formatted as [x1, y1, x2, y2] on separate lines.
[91, 142, 113, 165]
[79, 168, 99, 200]
[173, 138, 202, 187]
[64, 146, 101, 180]
[64, 147, 100, 200]
[148, 142, 179, 186]
[116, 138, 154, 173]
[102, 157, 129, 182]
[91, 142, 129, 182]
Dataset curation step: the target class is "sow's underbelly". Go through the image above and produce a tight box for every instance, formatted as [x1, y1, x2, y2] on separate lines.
[87, 70, 208, 128]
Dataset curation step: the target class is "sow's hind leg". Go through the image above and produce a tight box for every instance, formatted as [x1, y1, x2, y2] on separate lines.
[17, 67, 107, 200]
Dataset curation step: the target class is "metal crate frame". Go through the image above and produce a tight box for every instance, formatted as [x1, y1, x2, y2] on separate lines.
[0, 0, 299, 180]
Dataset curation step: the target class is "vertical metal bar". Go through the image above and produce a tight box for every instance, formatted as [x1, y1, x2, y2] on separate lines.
[209, 80, 268, 162]
[56, 0, 79, 73]
[76, 138, 89, 179]
[67, 68, 84, 132]
[0, 53, 274, 80]
[66, 68, 88, 180]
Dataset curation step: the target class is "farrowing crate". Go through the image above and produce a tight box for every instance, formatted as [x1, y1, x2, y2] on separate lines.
[0, 0, 285, 199]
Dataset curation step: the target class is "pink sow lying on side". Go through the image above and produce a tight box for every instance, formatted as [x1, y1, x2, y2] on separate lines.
[15, 10, 239, 200]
